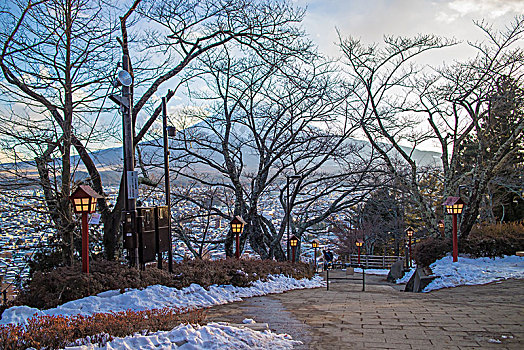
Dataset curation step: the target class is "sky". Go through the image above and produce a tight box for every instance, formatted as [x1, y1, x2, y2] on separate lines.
[297, 0, 524, 63]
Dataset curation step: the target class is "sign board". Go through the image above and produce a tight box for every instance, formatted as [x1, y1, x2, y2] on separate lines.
[127, 170, 139, 199]
[89, 213, 101, 225]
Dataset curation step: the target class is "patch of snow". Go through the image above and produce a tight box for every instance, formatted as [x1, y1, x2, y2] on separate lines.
[488, 338, 502, 344]
[64, 322, 301, 350]
[423, 255, 524, 292]
[1, 275, 324, 326]
[354, 268, 389, 276]
[396, 268, 416, 284]
[243, 318, 256, 324]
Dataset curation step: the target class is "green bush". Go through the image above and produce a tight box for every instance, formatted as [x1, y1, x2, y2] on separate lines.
[13, 259, 313, 310]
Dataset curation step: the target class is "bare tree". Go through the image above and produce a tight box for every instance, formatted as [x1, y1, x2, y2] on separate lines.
[0, 0, 118, 264]
[0, 0, 311, 262]
[156, 43, 379, 260]
[339, 17, 524, 238]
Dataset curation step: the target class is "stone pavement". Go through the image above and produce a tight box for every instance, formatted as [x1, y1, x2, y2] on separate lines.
[205, 271, 524, 349]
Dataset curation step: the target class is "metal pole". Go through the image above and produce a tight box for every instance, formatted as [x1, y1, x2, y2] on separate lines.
[122, 55, 138, 268]
[162, 97, 173, 272]
[357, 246, 361, 264]
[292, 245, 296, 263]
[286, 176, 290, 261]
[452, 214, 458, 262]
[362, 267, 365, 292]
[82, 212, 89, 274]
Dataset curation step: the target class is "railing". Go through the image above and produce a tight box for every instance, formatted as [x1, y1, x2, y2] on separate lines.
[326, 265, 365, 291]
[339, 254, 404, 269]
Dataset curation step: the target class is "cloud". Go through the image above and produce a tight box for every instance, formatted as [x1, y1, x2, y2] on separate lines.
[446, 0, 524, 18]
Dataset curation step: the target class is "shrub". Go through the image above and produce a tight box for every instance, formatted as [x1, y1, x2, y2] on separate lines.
[412, 237, 452, 267]
[412, 223, 524, 267]
[13, 259, 313, 310]
[462, 222, 524, 258]
[0, 307, 203, 350]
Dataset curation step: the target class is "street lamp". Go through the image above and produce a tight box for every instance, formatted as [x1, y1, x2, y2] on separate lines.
[438, 220, 445, 238]
[162, 97, 175, 272]
[355, 240, 363, 265]
[70, 185, 103, 274]
[443, 197, 465, 262]
[286, 174, 302, 261]
[312, 240, 319, 272]
[230, 216, 246, 259]
[289, 235, 299, 263]
[406, 227, 414, 268]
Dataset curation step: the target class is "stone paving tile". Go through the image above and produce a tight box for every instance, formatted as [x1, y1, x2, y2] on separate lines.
[205, 275, 524, 349]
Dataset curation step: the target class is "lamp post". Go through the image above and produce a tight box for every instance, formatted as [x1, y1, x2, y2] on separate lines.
[406, 227, 414, 268]
[230, 216, 246, 259]
[70, 185, 103, 274]
[162, 97, 175, 272]
[312, 240, 319, 272]
[438, 220, 445, 238]
[289, 235, 299, 263]
[355, 240, 363, 265]
[443, 197, 465, 262]
[286, 174, 301, 260]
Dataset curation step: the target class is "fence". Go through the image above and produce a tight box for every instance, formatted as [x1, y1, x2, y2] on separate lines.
[339, 254, 404, 269]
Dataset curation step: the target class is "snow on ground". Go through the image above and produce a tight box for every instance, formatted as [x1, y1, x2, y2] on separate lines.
[354, 268, 389, 276]
[396, 268, 416, 284]
[65, 322, 300, 350]
[423, 255, 524, 292]
[1, 274, 324, 326]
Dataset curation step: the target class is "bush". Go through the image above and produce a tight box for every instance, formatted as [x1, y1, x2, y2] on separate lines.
[0, 307, 204, 350]
[14, 259, 313, 310]
[412, 223, 524, 267]
[462, 222, 524, 258]
[412, 237, 452, 267]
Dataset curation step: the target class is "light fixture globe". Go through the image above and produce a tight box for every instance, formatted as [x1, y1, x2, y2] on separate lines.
[312, 240, 319, 249]
[355, 240, 363, 247]
[117, 70, 133, 87]
[406, 227, 414, 237]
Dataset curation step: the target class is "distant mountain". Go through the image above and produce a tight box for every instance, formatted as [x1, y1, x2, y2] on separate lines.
[0, 121, 441, 186]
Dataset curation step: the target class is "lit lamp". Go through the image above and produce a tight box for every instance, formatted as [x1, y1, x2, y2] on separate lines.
[406, 227, 414, 268]
[312, 240, 319, 272]
[443, 196, 465, 263]
[355, 240, 363, 265]
[438, 220, 445, 238]
[230, 216, 246, 259]
[289, 235, 299, 263]
[70, 185, 103, 274]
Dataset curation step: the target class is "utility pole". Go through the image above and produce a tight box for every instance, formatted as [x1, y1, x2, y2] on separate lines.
[122, 55, 139, 268]
[162, 97, 174, 272]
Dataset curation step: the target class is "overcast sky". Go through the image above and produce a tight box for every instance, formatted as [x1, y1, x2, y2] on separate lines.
[297, 0, 524, 63]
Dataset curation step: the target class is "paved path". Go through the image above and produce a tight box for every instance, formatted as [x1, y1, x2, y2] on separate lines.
[205, 272, 524, 349]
